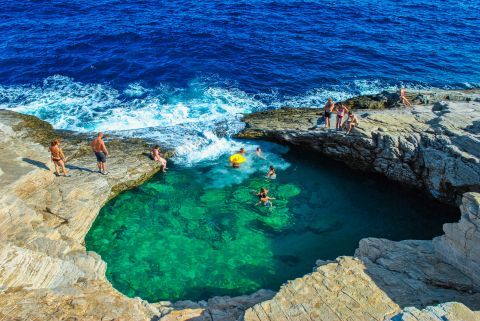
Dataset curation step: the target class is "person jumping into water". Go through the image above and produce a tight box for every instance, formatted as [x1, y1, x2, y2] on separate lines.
[400, 85, 411, 106]
[324, 98, 335, 129]
[91, 132, 109, 175]
[48, 139, 69, 177]
[151, 145, 168, 172]
[335, 104, 349, 130]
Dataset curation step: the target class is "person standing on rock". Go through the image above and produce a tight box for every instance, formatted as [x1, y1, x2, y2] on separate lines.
[400, 85, 411, 106]
[324, 98, 335, 129]
[48, 139, 69, 177]
[91, 132, 109, 175]
[336, 104, 349, 130]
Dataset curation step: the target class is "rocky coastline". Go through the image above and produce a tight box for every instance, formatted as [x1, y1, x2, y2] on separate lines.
[237, 89, 480, 205]
[1, 88, 480, 321]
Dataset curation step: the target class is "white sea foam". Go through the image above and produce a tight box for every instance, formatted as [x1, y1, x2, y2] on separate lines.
[0, 75, 440, 166]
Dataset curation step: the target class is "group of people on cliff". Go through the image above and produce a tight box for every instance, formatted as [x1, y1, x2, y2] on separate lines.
[48, 132, 168, 177]
[321, 98, 358, 133]
[318, 86, 411, 132]
[48, 132, 111, 177]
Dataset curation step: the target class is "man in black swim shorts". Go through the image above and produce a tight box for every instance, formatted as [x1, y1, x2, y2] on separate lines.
[91, 132, 109, 175]
[324, 98, 335, 129]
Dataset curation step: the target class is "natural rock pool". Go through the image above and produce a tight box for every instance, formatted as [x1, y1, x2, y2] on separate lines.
[85, 142, 458, 302]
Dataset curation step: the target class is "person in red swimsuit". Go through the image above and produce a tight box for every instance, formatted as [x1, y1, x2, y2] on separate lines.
[335, 104, 349, 130]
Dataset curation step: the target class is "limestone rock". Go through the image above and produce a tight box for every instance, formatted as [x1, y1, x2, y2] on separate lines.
[433, 192, 480, 290]
[2, 99, 480, 321]
[238, 98, 480, 204]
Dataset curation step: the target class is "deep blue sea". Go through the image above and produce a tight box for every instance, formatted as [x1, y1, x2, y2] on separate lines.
[1, 0, 479, 163]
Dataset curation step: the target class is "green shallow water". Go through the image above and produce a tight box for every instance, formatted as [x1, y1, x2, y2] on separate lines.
[85, 143, 458, 302]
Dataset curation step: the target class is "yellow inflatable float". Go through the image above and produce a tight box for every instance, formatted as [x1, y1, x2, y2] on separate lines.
[229, 149, 247, 168]
[229, 153, 246, 164]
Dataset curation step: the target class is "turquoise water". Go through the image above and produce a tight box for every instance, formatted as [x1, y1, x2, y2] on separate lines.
[85, 143, 457, 302]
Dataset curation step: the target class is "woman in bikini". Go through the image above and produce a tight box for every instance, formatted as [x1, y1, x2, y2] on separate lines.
[49, 139, 69, 177]
[335, 104, 349, 130]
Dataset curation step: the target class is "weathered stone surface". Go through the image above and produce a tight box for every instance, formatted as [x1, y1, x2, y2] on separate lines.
[433, 192, 480, 290]
[243, 257, 401, 321]
[238, 99, 480, 204]
[0, 109, 165, 320]
[390, 302, 480, 321]
[242, 193, 480, 321]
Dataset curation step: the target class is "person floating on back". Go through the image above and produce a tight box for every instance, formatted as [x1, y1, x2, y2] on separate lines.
[91, 132, 109, 175]
[229, 147, 247, 168]
[266, 165, 276, 180]
[151, 145, 168, 173]
[336, 104, 349, 130]
[48, 139, 69, 177]
[344, 111, 359, 134]
[324, 98, 335, 129]
[400, 85, 411, 106]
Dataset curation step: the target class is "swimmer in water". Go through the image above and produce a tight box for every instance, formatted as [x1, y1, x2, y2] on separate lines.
[255, 187, 275, 207]
[230, 147, 246, 168]
[266, 165, 276, 180]
[255, 147, 266, 159]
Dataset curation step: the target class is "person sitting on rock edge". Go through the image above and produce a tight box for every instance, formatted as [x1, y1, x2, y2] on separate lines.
[344, 111, 359, 134]
[151, 145, 168, 172]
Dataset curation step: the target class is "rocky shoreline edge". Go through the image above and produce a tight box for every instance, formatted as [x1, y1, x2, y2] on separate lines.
[0, 88, 479, 321]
